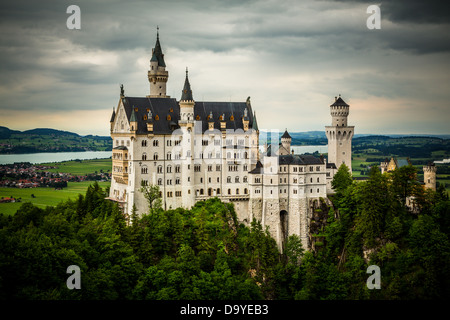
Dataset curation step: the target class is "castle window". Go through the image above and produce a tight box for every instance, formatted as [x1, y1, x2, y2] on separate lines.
[217, 188, 221, 195]
[235, 177, 239, 183]
[142, 140, 147, 147]
[157, 165, 162, 173]
[169, 108, 173, 113]
[142, 153, 147, 161]
[317, 188, 320, 193]
[176, 178, 180, 185]
[167, 115, 171, 121]
[155, 115, 159, 120]
[236, 188, 239, 195]
[196, 115, 200, 120]
[143, 115, 148, 120]
[153, 139, 159, 147]
[167, 165, 172, 173]
[216, 165, 221, 171]
[316, 166, 320, 171]
[167, 179, 172, 185]
[317, 177, 320, 183]
[208, 165, 212, 172]
[243, 176, 247, 183]
[230, 115, 234, 121]
[153, 153, 158, 160]
[134, 107, 138, 112]
[227, 176, 232, 183]
[228, 189, 231, 195]
[167, 152, 171, 160]
[175, 165, 180, 173]
[176, 191, 182, 197]
[157, 178, 162, 185]
[200, 189, 204, 195]
[141, 166, 148, 174]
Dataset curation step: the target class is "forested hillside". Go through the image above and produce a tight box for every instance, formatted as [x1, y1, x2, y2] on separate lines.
[0, 126, 112, 154]
[0, 164, 449, 299]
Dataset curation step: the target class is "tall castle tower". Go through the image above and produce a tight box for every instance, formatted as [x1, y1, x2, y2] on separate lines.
[423, 163, 437, 191]
[325, 95, 354, 172]
[147, 27, 169, 98]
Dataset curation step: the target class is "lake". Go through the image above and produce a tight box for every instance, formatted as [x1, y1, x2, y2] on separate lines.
[0, 151, 112, 165]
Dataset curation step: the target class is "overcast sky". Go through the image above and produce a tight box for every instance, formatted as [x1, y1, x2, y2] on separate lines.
[0, 0, 449, 136]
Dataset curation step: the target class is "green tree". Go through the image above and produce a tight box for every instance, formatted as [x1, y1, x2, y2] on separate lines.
[139, 183, 162, 213]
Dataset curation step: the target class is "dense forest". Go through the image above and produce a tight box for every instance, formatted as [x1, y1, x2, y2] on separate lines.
[0, 164, 449, 300]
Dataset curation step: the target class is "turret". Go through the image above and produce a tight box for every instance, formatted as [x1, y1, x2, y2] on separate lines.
[281, 129, 292, 155]
[423, 163, 437, 191]
[179, 68, 195, 129]
[147, 27, 169, 98]
[330, 94, 349, 127]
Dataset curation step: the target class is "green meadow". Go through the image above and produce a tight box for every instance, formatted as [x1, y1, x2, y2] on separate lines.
[1, 158, 112, 216]
[39, 158, 112, 175]
[0, 181, 111, 216]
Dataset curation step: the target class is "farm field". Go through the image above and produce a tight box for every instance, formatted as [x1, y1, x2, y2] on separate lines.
[0, 181, 111, 216]
[38, 158, 112, 175]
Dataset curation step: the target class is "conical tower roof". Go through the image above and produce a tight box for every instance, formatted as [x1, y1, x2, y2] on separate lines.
[150, 27, 166, 67]
[181, 68, 193, 101]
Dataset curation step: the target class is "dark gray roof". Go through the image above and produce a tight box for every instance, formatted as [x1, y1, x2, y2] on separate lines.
[181, 70, 193, 101]
[110, 108, 116, 122]
[396, 159, 411, 168]
[327, 162, 337, 169]
[113, 146, 128, 150]
[279, 154, 324, 165]
[249, 154, 324, 175]
[150, 32, 166, 67]
[121, 97, 256, 134]
[281, 130, 291, 139]
[331, 96, 349, 107]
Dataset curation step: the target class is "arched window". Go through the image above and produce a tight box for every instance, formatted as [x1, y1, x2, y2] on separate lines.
[236, 188, 239, 195]
[235, 176, 239, 183]
[153, 140, 159, 147]
[216, 188, 221, 195]
[227, 176, 231, 183]
[200, 189, 204, 195]
[142, 140, 147, 147]
[167, 165, 172, 173]
[157, 178, 162, 185]
[153, 153, 158, 160]
[157, 165, 163, 173]
[244, 188, 248, 194]
[142, 153, 147, 161]
[141, 166, 148, 174]
[228, 189, 231, 195]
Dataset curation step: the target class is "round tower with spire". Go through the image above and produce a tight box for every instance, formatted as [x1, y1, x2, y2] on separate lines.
[148, 27, 169, 98]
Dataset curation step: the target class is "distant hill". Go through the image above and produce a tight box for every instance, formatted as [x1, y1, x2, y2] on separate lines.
[0, 126, 112, 154]
[22, 128, 80, 137]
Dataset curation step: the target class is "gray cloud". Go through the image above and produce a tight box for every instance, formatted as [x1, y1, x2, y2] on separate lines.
[0, 0, 449, 135]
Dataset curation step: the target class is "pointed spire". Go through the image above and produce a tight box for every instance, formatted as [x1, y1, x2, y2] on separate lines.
[151, 26, 166, 67]
[181, 67, 193, 101]
[252, 111, 259, 131]
[130, 108, 137, 122]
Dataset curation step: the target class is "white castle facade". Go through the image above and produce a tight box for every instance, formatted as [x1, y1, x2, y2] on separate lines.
[108, 31, 354, 250]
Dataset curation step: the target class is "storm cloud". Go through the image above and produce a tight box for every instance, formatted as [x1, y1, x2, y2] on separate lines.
[0, 0, 449, 135]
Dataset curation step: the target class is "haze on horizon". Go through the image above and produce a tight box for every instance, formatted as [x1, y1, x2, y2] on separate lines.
[0, 0, 449, 136]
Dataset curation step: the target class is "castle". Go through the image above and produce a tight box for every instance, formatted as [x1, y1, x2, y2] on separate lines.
[108, 30, 355, 250]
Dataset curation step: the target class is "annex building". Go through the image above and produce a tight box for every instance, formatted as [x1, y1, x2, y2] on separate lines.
[108, 30, 355, 250]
